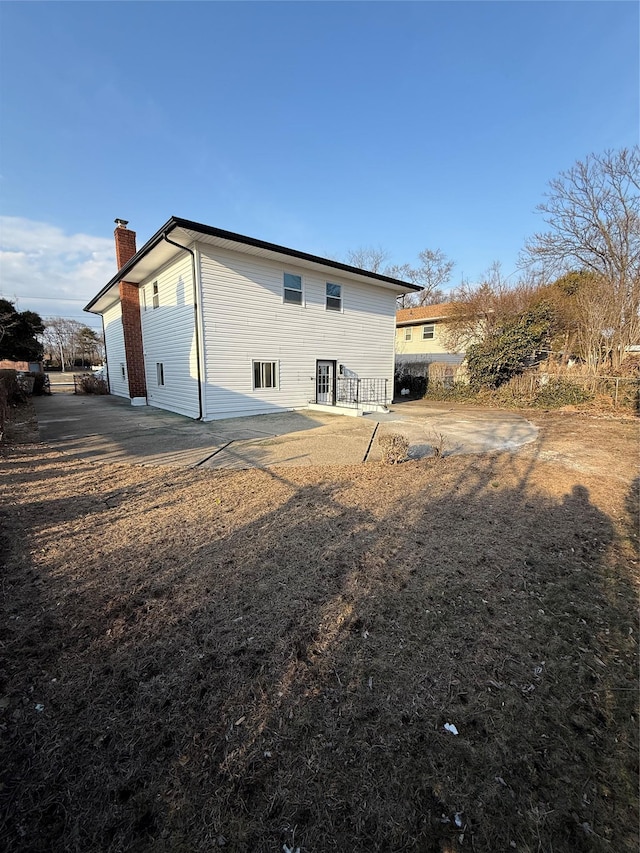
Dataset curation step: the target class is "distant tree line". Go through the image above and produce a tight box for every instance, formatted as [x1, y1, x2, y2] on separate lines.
[0, 300, 104, 372]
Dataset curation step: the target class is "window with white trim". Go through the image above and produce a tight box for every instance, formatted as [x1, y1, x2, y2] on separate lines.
[283, 273, 302, 305]
[152, 281, 159, 309]
[253, 360, 278, 389]
[326, 282, 342, 311]
[422, 324, 435, 340]
[404, 328, 412, 341]
[156, 362, 165, 386]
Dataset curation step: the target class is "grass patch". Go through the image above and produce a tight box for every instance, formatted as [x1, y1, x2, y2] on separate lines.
[1, 421, 638, 853]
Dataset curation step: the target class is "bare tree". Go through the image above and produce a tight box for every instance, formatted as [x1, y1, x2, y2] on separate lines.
[43, 318, 102, 370]
[415, 248, 455, 304]
[387, 248, 455, 307]
[345, 245, 456, 308]
[43, 319, 74, 371]
[535, 270, 621, 367]
[345, 246, 390, 273]
[523, 147, 640, 370]
[443, 263, 540, 352]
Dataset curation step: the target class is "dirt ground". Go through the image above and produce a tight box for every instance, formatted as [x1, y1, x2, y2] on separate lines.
[1, 404, 638, 853]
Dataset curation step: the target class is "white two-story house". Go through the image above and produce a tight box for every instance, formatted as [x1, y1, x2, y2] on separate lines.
[85, 218, 420, 421]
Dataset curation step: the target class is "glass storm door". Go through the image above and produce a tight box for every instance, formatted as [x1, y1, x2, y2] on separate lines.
[316, 360, 335, 404]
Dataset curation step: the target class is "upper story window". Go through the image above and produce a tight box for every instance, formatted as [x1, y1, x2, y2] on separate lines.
[404, 328, 412, 341]
[326, 282, 342, 311]
[152, 281, 159, 309]
[283, 273, 302, 305]
[422, 324, 435, 340]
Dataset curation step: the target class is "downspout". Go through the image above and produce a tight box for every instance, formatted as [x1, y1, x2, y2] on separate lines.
[100, 314, 110, 392]
[161, 233, 204, 420]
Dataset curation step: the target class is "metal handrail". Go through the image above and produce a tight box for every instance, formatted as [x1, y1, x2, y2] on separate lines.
[335, 377, 388, 407]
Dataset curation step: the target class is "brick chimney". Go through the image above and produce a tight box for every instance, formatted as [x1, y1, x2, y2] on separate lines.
[114, 219, 147, 404]
[114, 218, 137, 268]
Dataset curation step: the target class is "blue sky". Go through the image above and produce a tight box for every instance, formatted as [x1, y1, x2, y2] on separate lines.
[0, 1, 637, 334]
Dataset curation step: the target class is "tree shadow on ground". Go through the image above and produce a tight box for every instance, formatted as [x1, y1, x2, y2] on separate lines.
[1, 449, 637, 853]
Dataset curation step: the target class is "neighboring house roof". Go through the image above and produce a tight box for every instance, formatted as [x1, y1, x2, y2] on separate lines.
[85, 216, 421, 314]
[396, 303, 454, 326]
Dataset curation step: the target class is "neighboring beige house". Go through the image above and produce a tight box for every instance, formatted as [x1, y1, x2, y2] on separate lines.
[395, 303, 466, 376]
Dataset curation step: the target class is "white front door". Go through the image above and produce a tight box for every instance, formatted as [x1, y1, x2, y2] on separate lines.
[316, 360, 335, 405]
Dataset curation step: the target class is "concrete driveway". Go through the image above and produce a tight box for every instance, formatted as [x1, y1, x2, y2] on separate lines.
[33, 392, 538, 469]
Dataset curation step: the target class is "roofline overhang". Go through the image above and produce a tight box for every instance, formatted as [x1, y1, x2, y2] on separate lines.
[396, 315, 451, 326]
[85, 216, 422, 313]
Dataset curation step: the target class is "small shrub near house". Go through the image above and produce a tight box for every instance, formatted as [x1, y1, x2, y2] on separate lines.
[29, 372, 47, 396]
[75, 374, 109, 395]
[378, 432, 409, 464]
[0, 369, 24, 403]
[0, 370, 26, 443]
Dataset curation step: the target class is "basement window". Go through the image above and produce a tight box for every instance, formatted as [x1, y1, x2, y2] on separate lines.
[156, 362, 165, 386]
[422, 324, 435, 340]
[152, 281, 159, 309]
[253, 360, 278, 390]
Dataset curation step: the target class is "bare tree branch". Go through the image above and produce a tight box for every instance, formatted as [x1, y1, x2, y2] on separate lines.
[522, 147, 640, 369]
[345, 246, 390, 274]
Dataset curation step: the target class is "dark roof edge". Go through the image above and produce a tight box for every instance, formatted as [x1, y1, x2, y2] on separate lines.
[170, 217, 422, 290]
[85, 216, 421, 312]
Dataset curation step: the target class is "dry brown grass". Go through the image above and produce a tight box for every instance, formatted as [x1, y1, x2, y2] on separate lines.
[1, 407, 638, 853]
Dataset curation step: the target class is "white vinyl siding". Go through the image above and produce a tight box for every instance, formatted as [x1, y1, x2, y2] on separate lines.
[198, 244, 398, 420]
[139, 253, 200, 418]
[103, 301, 129, 398]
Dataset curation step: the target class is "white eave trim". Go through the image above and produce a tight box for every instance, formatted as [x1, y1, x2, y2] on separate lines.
[86, 217, 420, 315]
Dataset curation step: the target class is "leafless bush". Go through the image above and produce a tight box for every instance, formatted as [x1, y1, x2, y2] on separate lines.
[378, 432, 409, 464]
[75, 374, 109, 395]
[428, 362, 469, 386]
[428, 431, 448, 459]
